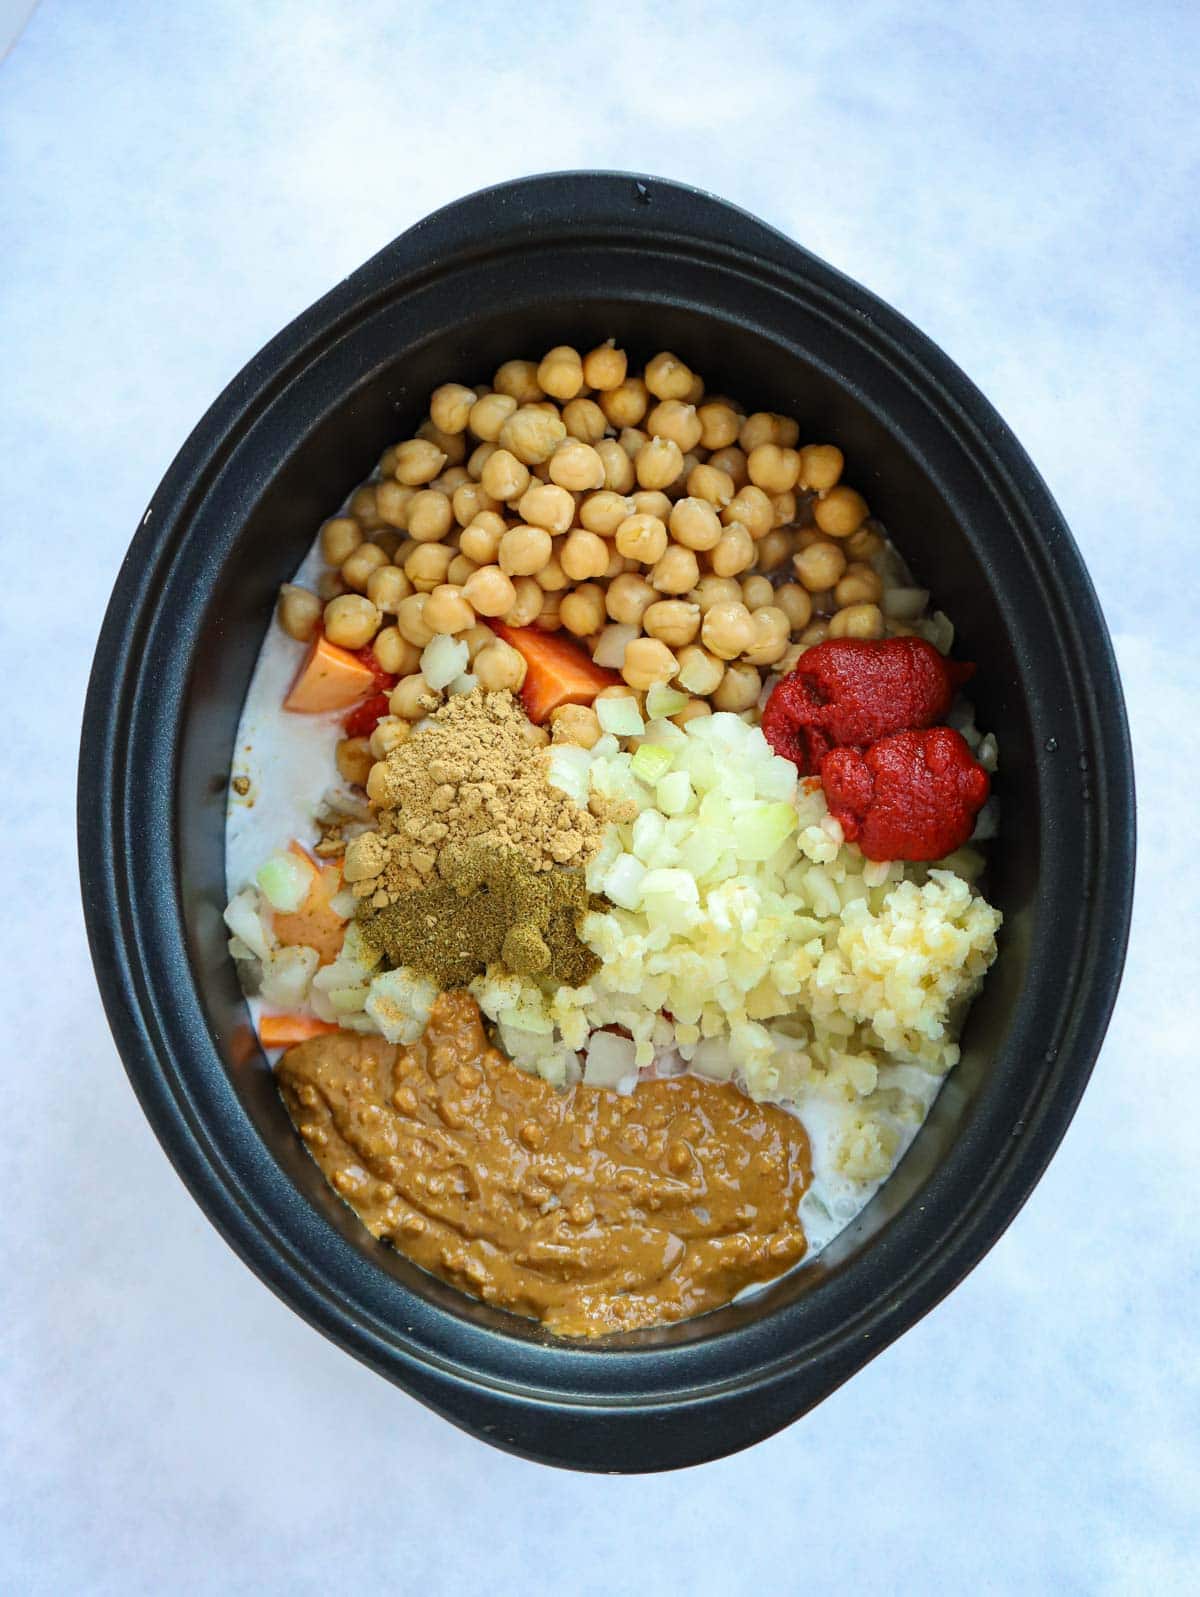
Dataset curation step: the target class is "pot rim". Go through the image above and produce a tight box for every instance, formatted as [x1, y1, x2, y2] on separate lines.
[78, 171, 1135, 1469]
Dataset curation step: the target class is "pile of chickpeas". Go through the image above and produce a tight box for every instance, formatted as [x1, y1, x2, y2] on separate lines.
[276, 342, 904, 791]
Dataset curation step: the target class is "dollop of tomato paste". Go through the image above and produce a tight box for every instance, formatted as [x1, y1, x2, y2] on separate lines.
[761, 637, 974, 774]
[820, 727, 990, 861]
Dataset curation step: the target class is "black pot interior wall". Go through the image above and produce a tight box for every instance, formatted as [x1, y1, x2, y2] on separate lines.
[176, 283, 1038, 1346]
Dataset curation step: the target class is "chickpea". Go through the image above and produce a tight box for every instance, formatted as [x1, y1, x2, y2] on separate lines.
[697, 402, 741, 451]
[672, 453, 702, 499]
[474, 639, 527, 692]
[277, 584, 322, 642]
[461, 623, 495, 661]
[846, 524, 885, 562]
[404, 542, 455, 592]
[497, 524, 551, 577]
[503, 575, 545, 627]
[722, 485, 773, 541]
[336, 736, 374, 787]
[404, 488, 453, 544]
[636, 436, 684, 491]
[582, 341, 627, 390]
[469, 391, 518, 442]
[668, 496, 723, 551]
[595, 683, 643, 706]
[549, 439, 605, 492]
[645, 399, 702, 452]
[321, 516, 363, 567]
[375, 480, 415, 530]
[371, 528, 399, 562]
[688, 463, 735, 507]
[672, 698, 712, 727]
[369, 716, 411, 760]
[373, 625, 422, 677]
[432, 467, 471, 497]
[619, 426, 648, 460]
[457, 483, 500, 528]
[650, 544, 700, 595]
[774, 583, 814, 631]
[747, 443, 801, 495]
[743, 606, 792, 666]
[562, 397, 607, 444]
[459, 512, 506, 564]
[644, 351, 694, 401]
[316, 570, 347, 602]
[390, 672, 439, 720]
[420, 584, 472, 635]
[417, 419, 467, 467]
[835, 562, 884, 607]
[713, 662, 762, 712]
[692, 575, 743, 613]
[348, 484, 385, 529]
[365, 761, 390, 804]
[674, 644, 725, 697]
[798, 620, 830, 647]
[599, 378, 649, 429]
[709, 525, 756, 578]
[611, 512, 664, 565]
[535, 550, 570, 592]
[740, 412, 799, 452]
[794, 539, 847, 592]
[394, 438, 447, 486]
[366, 564, 413, 614]
[643, 599, 701, 648]
[561, 529, 609, 581]
[341, 542, 389, 592]
[500, 406, 567, 467]
[829, 602, 884, 639]
[595, 437, 635, 494]
[479, 448, 529, 504]
[771, 490, 798, 528]
[537, 345, 584, 402]
[760, 527, 798, 571]
[741, 575, 776, 610]
[395, 593, 435, 647]
[534, 591, 563, 631]
[807, 589, 836, 616]
[493, 359, 543, 404]
[701, 600, 756, 660]
[429, 383, 475, 435]
[707, 445, 748, 488]
[606, 572, 657, 626]
[560, 584, 607, 637]
[798, 443, 844, 492]
[602, 541, 627, 579]
[459, 564, 515, 618]
[466, 440, 495, 481]
[378, 444, 399, 479]
[324, 593, 381, 649]
[550, 702, 602, 748]
[623, 636, 678, 690]
[581, 490, 636, 535]
[517, 482, 575, 534]
[631, 489, 672, 521]
[814, 485, 869, 538]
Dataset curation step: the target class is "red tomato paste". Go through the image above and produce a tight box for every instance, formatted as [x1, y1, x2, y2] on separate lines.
[821, 728, 990, 861]
[761, 637, 973, 773]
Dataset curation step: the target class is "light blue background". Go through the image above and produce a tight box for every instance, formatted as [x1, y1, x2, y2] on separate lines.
[2, 3, 1197, 1592]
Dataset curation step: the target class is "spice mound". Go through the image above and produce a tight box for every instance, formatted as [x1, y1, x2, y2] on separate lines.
[342, 689, 604, 987]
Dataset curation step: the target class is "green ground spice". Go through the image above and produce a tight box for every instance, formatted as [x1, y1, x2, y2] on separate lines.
[360, 841, 600, 990]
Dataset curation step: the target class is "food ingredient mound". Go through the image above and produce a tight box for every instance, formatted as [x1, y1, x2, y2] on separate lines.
[276, 991, 812, 1337]
[341, 689, 605, 991]
[358, 841, 599, 988]
[821, 727, 990, 861]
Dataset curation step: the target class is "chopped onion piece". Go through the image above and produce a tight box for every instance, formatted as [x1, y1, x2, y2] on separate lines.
[602, 851, 646, 909]
[365, 967, 438, 1044]
[630, 742, 674, 786]
[328, 887, 357, 920]
[222, 889, 275, 961]
[595, 696, 645, 737]
[656, 769, 693, 815]
[645, 681, 689, 719]
[420, 634, 470, 690]
[448, 671, 478, 696]
[545, 744, 592, 806]
[882, 586, 930, 621]
[732, 802, 796, 861]
[593, 623, 639, 670]
[255, 852, 312, 913]
[260, 945, 319, 1008]
[584, 1030, 637, 1087]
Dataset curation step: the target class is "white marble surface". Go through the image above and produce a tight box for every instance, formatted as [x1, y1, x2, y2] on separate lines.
[2, 2, 1198, 1592]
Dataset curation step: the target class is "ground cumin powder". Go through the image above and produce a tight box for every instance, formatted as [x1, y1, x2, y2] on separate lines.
[342, 690, 604, 988]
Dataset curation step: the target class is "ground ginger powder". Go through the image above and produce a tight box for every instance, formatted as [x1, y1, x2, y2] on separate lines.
[342, 690, 605, 987]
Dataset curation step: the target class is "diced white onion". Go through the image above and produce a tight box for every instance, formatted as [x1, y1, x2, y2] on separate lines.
[882, 586, 930, 621]
[222, 889, 275, 961]
[420, 635, 470, 690]
[595, 696, 644, 737]
[255, 852, 312, 913]
[593, 623, 639, 670]
[584, 1030, 636, 1087]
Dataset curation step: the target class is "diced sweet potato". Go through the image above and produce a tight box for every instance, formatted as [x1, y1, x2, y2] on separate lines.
[489, 621, 619, 723]
[284, 635, 376, 713]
